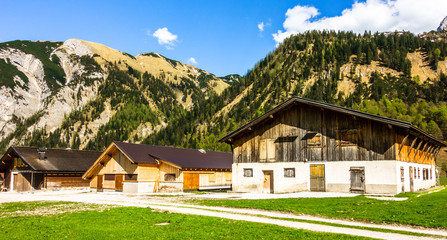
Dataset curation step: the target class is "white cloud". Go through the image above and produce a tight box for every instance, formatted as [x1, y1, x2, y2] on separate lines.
[187, 57, 197, 65]
[258, 22, 265, 32]
[273, 0, 447, 44]
[152, 27, 178, 49]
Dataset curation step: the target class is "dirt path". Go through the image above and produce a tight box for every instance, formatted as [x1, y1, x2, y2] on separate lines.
[1, 191, 446, 240]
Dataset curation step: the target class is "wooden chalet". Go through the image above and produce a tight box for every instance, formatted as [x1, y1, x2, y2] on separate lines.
[220, 97, 446, 194]
[0, 147, 101, 192]
[83, 141, 232, 193]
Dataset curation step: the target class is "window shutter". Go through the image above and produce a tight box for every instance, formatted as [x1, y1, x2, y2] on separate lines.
[260, 139, 267, 162]
[267, 139, 275, 162]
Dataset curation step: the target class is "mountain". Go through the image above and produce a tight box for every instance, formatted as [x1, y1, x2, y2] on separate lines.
[1, 31, 446, 153]
[438, 16, 447, 32]
[143, 30, 447, 152]
[0, 39, 229, 151]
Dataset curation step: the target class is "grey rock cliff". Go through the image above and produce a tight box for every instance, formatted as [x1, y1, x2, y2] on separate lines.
[437, 16, 447, 32]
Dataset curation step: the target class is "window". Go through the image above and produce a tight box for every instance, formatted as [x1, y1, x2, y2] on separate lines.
[260, 139, 275, 162]
[243, 168, 253, 177]
[284, 168, 295, 178]
[164, 174, 176, 181]
[418, 168, 420, 179]
[338, 129, 357, 146]
[104, 174, 115, 181]
[414, 167, 417, 179]
[430, 168, 433, 180]
[307, 132, 322, 147]
[125, 174, 137, 181]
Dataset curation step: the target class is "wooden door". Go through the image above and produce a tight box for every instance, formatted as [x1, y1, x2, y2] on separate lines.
[13, 173, 32, 192]
[409, 166, 414, 192]
[263, 171, 274, 193]
[97, 175, 103, 191]
[310, 164, 325, 192]
[115, 175, 124, 191]
[183, 173, 200, 190]
[350, 167, 365, 193]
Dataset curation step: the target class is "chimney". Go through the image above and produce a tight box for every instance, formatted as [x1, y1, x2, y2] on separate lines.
[37, 148, 47, 160]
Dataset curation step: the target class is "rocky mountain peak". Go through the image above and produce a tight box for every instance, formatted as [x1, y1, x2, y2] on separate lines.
[437, 16, 447, 32]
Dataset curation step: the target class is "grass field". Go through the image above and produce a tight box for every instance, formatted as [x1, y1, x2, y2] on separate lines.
[440, 177, 447, 185]
[191, 187, 447, 228]
[0, 201, 370, 240]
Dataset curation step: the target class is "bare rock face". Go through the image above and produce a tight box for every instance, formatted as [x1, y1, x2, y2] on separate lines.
[0, 48, 50, 139]
[438, 16, 447, 32]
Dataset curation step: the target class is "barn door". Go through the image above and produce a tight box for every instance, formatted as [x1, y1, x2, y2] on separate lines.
[263, 171, 274, 193]
[350, 167, 365, 193]
[115, 175, 124, 191]
[97, 175, 103, 191]
[409, 166, 414, 192]
[13, 173, 32, 192]
[310, 164, 325, 192]
[183, 173, 200, 190]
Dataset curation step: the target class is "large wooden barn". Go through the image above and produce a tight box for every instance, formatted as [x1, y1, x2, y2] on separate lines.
[83, 141, 232, 193]
[0, 147, 101, 192]
[220, 97, 446, 194]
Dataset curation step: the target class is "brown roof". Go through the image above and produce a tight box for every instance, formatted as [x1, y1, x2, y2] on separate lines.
[0, 146, 101, 172]
[114, 141, 232, 169]
[219, 97, 447, 147]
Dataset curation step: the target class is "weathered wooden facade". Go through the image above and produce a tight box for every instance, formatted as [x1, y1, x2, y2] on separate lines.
[83, 141, 232, 193]
[220, 97, 446, 194]
[0, 147, 101, 192]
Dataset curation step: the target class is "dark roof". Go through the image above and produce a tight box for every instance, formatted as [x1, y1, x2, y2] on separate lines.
[219, 97, 447, 146]
[114, 141, 232, 169]
[1, 146, 101, 172]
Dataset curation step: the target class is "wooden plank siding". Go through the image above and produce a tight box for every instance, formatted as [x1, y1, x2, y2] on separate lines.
[233, 104, 400, 163]
[394, 128, 437, 165]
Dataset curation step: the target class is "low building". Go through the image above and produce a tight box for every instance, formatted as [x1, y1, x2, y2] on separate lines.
[0, 146, 101, 192]
[220, 97, 446, 194]
[82, 141, 232, 193]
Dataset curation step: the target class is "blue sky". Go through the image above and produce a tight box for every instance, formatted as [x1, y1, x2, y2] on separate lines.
[1, 0, 446, 76]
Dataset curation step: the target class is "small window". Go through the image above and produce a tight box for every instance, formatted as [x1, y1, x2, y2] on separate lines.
[104, 174, 115, 181]
[260, 139, 275, 162]
[338, 129, 357, 146]
[243, 168, 253, 177]
[164, 174, 176, 181]
[414, 167, 417, 179]
[307, 132, 322, 147]
[430, 168, 433, 180]
[125, 174, 138, 181]
[284, 168, 295, 178]
[418, 168, 420, 179]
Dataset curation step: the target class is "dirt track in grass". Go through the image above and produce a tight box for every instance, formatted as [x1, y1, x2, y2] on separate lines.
[0, 190, 446, 240]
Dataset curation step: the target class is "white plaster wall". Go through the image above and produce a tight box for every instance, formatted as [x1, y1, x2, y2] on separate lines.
[324, 160, 398, 194]
[158, 182, 183, 192]
[233, 161, 437, 194]
[232, 162, 308, 193]
[396, 162, 437, 192]
[123, 182, 155, 193]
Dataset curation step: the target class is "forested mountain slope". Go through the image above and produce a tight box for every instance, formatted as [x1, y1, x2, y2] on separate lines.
[143, 31, 447, 151]
[0, 39, 228, 152]
[1, 31, 446, 153]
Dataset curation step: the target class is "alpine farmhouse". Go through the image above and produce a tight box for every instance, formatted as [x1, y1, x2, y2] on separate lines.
[83, 141, 232, 193]
[220, 97, 446, 194]
[0, 147, 101, 192]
